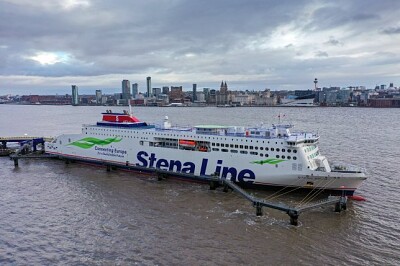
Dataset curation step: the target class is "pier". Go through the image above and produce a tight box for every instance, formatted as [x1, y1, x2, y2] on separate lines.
[0, 136, 52, 154]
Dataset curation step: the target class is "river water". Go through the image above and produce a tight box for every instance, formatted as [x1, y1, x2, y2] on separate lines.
[0, 105, 399, 265]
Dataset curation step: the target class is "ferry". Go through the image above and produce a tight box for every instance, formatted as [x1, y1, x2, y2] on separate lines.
[45, 110, 367, 195]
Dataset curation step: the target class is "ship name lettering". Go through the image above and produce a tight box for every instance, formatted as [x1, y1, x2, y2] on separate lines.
[136, 151, 255, 184]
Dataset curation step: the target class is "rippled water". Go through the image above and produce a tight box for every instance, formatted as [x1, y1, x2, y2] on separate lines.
[0, 105, 399, 265]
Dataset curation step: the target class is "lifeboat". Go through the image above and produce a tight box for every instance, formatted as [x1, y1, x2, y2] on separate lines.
[179, 139, 196, 147]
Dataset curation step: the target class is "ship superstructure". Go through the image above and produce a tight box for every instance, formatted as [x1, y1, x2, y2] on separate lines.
[45, 110, 366, 195]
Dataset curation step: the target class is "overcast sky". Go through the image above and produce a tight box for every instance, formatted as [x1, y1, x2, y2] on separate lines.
[1, 0, 400, 94]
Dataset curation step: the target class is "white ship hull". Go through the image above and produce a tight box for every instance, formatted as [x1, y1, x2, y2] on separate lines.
[45, 115, 366, 195]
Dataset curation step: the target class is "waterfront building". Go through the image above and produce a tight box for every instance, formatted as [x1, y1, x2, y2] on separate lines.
[132, 83, 138, 98]
[209, 89, 216, 105]
[337, 89, 352, 105]
[220, 81, 228, 94]
[72, 85, 79, 106]
[152, 88, 161, 98]
[218, 81, 229, 105]
[157, 94, 169, 106]
[162, 86, 169, 95]
[192, 84, 197, 102]
[122, 80, 131, 100]
[203, 88, 210, 103]
[95, 90, 102, 105]
[146, 77, 151, 97]
[170, 86, 183, 103]
[196, 91, 205, 102]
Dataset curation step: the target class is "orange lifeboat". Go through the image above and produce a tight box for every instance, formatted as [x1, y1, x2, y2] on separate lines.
[179, 139, 196, 147]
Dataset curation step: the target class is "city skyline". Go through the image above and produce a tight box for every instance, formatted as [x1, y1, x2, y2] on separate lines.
[1, 0, 400, 94]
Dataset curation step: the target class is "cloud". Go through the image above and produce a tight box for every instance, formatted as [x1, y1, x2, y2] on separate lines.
[381, 26, 400, 35]
[0, 0, 400, 94]
[325, 37, 342, 46]
[315, 51, 329, 57]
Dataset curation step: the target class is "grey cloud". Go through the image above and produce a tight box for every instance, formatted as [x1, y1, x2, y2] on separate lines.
[381, 26, 400, 35]
[315, 51, 329, 57]
[325, 37, 342, 46]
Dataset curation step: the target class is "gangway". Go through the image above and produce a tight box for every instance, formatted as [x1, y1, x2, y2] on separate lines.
[213, 178, 347, 225]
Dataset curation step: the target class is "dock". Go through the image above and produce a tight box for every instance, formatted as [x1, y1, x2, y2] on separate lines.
[0, 136, 52, 153]
[6, 137, 348, 226]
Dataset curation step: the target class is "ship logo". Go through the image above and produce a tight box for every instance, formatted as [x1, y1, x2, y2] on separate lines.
[251, 159, 285, 165]
[68, 137, 122, 149]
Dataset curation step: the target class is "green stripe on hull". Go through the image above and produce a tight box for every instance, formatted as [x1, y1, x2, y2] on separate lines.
[68, 137, 122, 149]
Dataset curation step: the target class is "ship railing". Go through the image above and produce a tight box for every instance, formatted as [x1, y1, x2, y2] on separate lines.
[331, 163, 366, 174]
[287, 132, 319, 141]
[154, 124, 193, 131]
[82, 124, 96, 127]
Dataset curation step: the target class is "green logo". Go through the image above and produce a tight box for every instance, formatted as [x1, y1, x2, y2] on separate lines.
[251, 159, 286, 165]
[68, 137, 122, 149]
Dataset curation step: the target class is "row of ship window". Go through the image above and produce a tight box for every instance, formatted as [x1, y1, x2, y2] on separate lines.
[88, 128, 289, 145]
[211, 143, 297, 153]
[211, 148, 297, 159]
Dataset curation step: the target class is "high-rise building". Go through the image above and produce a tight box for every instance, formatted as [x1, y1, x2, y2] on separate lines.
[72, 85, 79, 106]
[95, 89, 102, 104]
[146, 77, 151, 97]
[152, 88, 161, 98]
[132, 83, 138, 98]
[203, 88, 210, 103]
[192, 84, 197, 102]
[162, 86, 169, 95]
[122, 80, 131, 99]
[170, 86, 183, 102]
